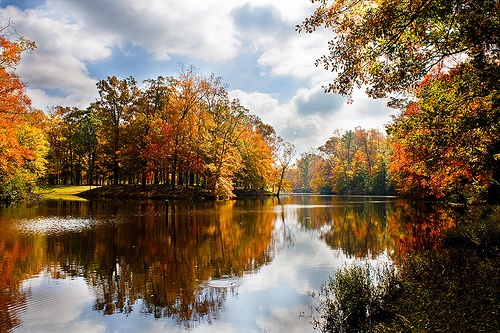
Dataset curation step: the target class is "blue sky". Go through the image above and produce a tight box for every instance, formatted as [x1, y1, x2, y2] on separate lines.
[0, 0, 394, 154]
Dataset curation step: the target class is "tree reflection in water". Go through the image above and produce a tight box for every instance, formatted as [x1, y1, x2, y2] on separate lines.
[61, 200, 275, 327]
[278, 196, 396, 258]
[276, 196, 458, 259]
[0, 196, 461, 331]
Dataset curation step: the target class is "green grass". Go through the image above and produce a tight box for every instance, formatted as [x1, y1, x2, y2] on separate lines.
[37, 185, 96, 201]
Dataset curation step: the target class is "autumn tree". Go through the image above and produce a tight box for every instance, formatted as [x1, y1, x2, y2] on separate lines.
[292, 151, 321, 193]
[273, 136, 296, 196]
[234, 116, 275, 191]
[135, 76, 175, 189]
[45, 107, 73, 184]
[201, 98, 248, 199]
[387, 63, 500, 203]
[44, 107, 97, 185]
[353, 128, 388, 193]
[298, 0, 500, 99]
[74, 108, 99, 185]
[197, 72, 275, 198]
[167, 65, 205, 187]
[310, 156, 332, 194]
[0, 28, 48, 201]
[331, 130, 356, 193]
[93, 76, 139, 184]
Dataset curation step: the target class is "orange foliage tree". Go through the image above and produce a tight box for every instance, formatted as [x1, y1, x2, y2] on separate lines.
[387, 62, 500, 203]
[0, 28, 48, 201]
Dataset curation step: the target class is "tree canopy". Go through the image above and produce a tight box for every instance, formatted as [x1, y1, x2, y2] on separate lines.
[387, 62, 500, 202]
[298, 0, 500, 98]
[42, 67, 295, 200]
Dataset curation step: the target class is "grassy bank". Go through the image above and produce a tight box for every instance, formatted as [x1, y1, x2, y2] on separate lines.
[37, 185, 95, 201]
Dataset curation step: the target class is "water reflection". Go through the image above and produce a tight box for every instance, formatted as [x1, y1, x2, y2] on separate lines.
[0, 196, 459, 332]
[1, 200, 276, 330]
[277, 195, 398, 258]
[384, 200, 459, 255]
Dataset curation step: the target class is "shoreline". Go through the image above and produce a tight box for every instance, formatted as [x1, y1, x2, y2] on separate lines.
[48, 184, 276, 201]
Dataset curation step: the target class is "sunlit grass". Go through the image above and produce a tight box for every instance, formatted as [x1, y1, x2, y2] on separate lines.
[37, 185, 96, 201]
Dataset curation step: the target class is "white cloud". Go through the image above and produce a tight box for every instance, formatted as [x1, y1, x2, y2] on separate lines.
[230, 86, 394, 155]
[2, 5, 110, 108]
[257, 30, 331, 80]
[46, 0, 241, 62]
[16, 275, 106, 333]
[25, 88, 94, 111]
[230, 88, 334, 154]
[231, 3, 331, 80]
[196, 216, 348, 333]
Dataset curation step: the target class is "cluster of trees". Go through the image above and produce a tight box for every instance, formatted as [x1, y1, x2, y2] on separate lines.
[0, 26, 295, 201]
[290, 128, 393, 195]
[44, 67, 294, 199]
[299, 0, 500, 203]
[388, 63, 500, 203]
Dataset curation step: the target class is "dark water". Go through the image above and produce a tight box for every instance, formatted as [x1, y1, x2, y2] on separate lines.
[0, 195, 452, 332]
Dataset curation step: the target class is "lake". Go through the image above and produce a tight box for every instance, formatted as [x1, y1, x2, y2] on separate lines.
[0, 195, 442, 333]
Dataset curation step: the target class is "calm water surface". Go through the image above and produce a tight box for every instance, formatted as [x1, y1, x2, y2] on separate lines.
[0, 195, 429, 332]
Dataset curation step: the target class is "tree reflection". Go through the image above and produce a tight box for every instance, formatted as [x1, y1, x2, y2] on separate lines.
[0, 200, 275, 328]
[0, 209, 46, 332]
[0, 236, 29, 332]
[387, 201, 458, 255]
[0, 196, 462, 331]
[278, 196, 396, 258]
[277, 196, 459, 259]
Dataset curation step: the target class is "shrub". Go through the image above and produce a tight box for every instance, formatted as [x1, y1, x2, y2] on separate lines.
[313, 262, 400, 333]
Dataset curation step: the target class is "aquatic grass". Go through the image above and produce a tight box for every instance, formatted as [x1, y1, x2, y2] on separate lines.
[389, 249, 500, 332]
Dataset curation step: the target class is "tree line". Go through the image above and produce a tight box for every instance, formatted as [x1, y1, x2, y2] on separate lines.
[297, 0, 500, 204]
[0, 28, 296, 200]
[290, 128, 393, 195]
[42, 67, 300, 199]
[2, 1, 500, 203]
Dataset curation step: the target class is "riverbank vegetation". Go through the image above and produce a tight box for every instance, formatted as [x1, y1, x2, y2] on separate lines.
[313, 206, 500, 332]
[297, 0, 500, 204]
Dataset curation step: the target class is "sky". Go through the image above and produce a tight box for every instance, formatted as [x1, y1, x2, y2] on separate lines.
[0, 0, 395, 155]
